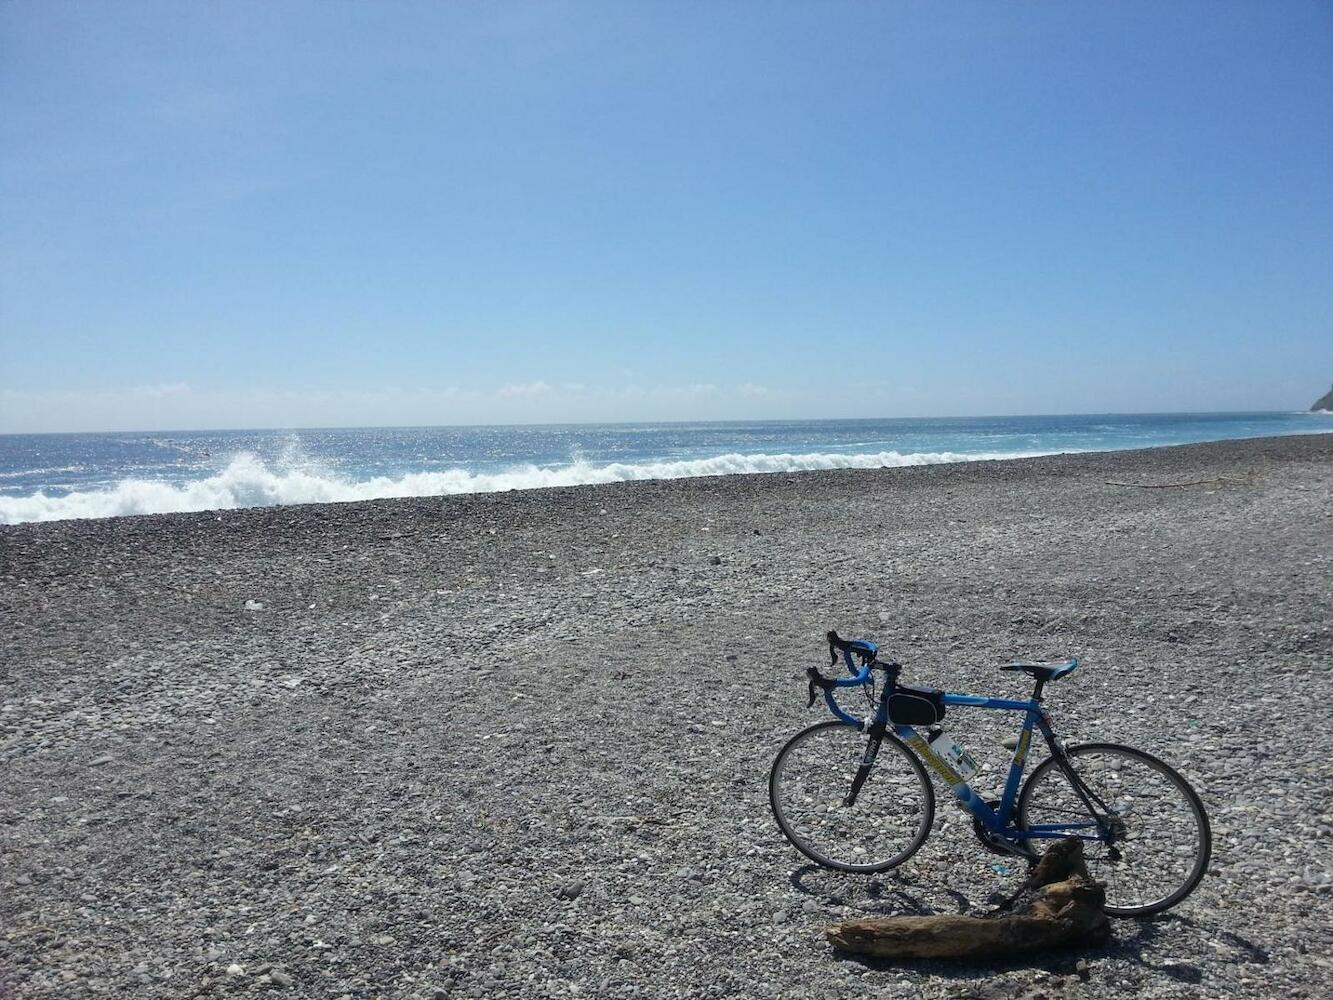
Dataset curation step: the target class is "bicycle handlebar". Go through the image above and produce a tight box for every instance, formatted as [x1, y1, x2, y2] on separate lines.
[804, 630, 904, 721]
[826, 629, 877, 672]
[805, 630, 877, 708]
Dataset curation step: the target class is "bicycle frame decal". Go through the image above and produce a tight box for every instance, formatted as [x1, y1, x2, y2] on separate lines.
[898, 729, 965, 785]
[1014, 728, 1032, 766]
[942, 693, 1036, 712]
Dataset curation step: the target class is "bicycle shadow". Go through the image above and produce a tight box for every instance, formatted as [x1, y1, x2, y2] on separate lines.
[789, 863, 986, 917]
[1093, 912, 1268, 982]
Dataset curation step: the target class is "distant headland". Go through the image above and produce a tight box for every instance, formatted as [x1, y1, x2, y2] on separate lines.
[1312, 384, 1333, 412]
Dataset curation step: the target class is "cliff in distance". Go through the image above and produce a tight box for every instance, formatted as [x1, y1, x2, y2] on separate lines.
[1312, 384, 1333, 411]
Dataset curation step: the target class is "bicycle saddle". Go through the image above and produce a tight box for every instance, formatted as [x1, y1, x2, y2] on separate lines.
[999, 658, 1079, 682]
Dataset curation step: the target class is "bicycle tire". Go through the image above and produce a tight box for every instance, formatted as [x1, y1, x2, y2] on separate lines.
[769, 720, 935, 873]
[1017, 742, 1212, 917]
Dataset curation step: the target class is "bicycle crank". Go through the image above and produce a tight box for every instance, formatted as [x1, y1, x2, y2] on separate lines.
[971, 801, 1037, 859]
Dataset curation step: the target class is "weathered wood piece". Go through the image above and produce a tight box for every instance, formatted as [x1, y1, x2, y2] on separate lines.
[1104, 477, 1249, 489]
[825, 839, 1111, 960]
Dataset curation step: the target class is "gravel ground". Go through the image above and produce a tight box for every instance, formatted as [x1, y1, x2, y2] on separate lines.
[2, 434, 1331, 1000]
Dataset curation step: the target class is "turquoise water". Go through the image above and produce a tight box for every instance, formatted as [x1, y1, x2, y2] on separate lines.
[1, 411, 1328, 523]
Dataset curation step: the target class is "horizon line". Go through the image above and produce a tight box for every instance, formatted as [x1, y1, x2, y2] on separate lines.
[1, 408, 1325, 438]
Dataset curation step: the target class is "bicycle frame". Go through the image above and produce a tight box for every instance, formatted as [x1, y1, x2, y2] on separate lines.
[905, 695, 1105, 844]
[821, 676, 1109, 848]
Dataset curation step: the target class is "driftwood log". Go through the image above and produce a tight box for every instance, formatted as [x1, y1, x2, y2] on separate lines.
[1104, 473, 1258, 489]
[826, 839, 1111, 960]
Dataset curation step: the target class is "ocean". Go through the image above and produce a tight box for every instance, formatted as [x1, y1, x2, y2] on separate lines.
[1, 411, 1329, 524]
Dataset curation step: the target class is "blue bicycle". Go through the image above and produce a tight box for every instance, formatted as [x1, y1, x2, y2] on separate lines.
[769, 632, 1212, 916]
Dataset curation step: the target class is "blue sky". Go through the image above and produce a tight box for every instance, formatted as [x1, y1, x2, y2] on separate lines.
[1, 1, 1330, 432]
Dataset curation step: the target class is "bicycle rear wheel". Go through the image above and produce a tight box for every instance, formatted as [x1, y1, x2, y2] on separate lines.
[1018, 742, 1211, 916]
[769, 720, 934, 873]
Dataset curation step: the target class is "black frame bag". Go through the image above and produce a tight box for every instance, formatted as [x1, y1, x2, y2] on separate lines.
[887, 685, 947, 726]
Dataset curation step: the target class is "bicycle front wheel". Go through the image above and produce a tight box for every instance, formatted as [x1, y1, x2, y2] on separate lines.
[769, 720, 934, 873]
[1018, 742, 1212, 916]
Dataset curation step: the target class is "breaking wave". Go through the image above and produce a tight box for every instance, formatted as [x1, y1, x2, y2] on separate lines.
[0, 448, 1054, 524]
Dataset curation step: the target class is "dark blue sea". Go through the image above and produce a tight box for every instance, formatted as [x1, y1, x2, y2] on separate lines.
[1, 412, 1328, 523]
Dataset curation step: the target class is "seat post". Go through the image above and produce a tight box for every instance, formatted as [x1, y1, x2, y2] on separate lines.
[1031, 677, 1046, 703]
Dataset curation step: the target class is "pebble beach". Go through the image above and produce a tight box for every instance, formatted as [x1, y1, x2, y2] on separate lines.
[2, 433, 1331, 999]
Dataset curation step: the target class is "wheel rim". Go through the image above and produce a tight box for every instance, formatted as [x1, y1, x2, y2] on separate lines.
[771, 723, 932, 872]
[1020, 745, 1209, 914]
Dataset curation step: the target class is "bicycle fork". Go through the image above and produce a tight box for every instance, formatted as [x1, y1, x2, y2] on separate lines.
[843, 722, 885, 806]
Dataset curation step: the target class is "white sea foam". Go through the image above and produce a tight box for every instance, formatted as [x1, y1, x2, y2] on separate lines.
[0, 448, 1054, 524]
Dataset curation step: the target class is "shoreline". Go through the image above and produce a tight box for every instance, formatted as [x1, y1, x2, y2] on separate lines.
[3, 430, 1331, 533]
[2, 432, 1331, 999]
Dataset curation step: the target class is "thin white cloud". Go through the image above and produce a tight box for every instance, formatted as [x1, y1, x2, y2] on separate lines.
[496, 380, 553, 398]
[133, 382, 192, 398]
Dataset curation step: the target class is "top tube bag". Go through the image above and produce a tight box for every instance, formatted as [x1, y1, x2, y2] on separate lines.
[887, 685, 947, 726]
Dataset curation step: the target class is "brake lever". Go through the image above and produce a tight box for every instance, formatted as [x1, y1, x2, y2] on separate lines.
[806, 666, 833, 708]
[826, 630, 841, 668]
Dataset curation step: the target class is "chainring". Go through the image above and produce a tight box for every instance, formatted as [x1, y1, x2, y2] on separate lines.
[971, 800, 1034, 857]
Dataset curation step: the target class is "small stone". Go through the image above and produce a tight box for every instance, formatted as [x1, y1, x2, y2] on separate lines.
[89, 755, 114, 767]
[270, 970, 295, 987]
[557, 880, 583, 900]
[244, 600, 264, 611]
[1075, 959, 1091, 981]
[708, 555, 722, 565]
[225, 963, 245, 978]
